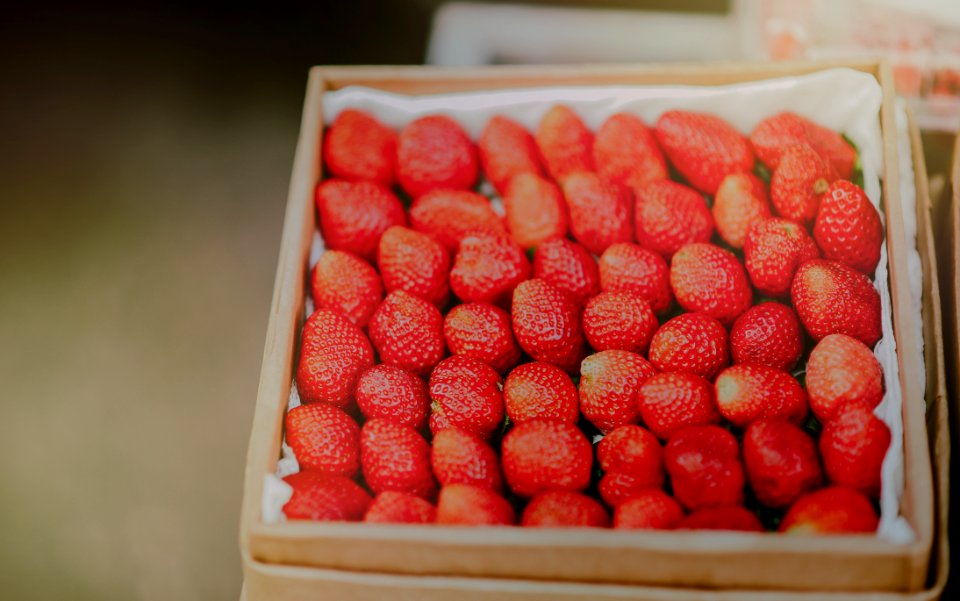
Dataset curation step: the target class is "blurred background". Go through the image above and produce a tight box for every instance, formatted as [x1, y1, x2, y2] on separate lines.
[0, 1, 955, 600]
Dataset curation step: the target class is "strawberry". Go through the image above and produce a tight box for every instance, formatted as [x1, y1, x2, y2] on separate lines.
[779, 486, 879, 534]
[315, 179, 406, 262]
[478, 115, 544, 195]
[521, 490, 610, 528]
[635, 372, 721, 440]
[597, 425, 664, 506]
[396, 115, 478, 197]
[282, 471, 371, 522]
[562, 171, 633, 256]
[677, 506, 763, 532]
[377, 225, 450, 307]
[360, 418, 436, 500]
[729, 302, 804, 371]
[511, 278, 586, 373]
[599, 473, 659, 509]
[579, 350, 657, 433]
[503, 362, 579, 424]
[670, 243, 752, 325]
[613, 489, 685, 530]
[769, 144, 836, 226]
[583, 291, 658, 353]
[648, 312, 729, 380]
[364, 491, 436, 524]
[503, 173, 568, 249]
[450, 232, 531, 306]
[791, 260, 882, 346]
[436, 484, 515, 526]
[428, 355, 505, 440]
[820, 401, 890, 497]
[431, 427, 503, 492]
[285, 403, 360, 477]
[408, 189, 506, 252]
[322, 109, 397, 187]
[813, 180, 884, 274]
[368, 290, 446, 376]
[654, 110, 754, 195]
[743, 419, 822, 508]
[443, 302, 521, 374]
[714, 364, 808, 427]
[664, 425, 745, 511]
[597, 243, 673, 314]
[296, 309, 374, 407]
[633, 179, 714, 258]
[750, 112, 856, 179]
[593, 112, 668, 190]
[355, 364, 430, 431]
[310, 250, 383, 327]
[502, 419, 593, 497]
[806, 334, 884, 422]
[532, 238, 600, 305]
[712, 172, 771, 249]
[744, 217, 820, 297]
[536, 105, 594, 183]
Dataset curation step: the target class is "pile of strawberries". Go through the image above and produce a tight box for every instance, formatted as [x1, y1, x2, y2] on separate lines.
[282, 102, 891, 534]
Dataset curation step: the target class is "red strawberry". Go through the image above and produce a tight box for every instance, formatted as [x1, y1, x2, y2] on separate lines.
[806, 334, 884, 421]
[677, 506, 763, 532]
[654, 110, 754, 195]
[296, 309, 374, 407]
[377, 225, 450, 307]
[579, 350, 657, 433]
[368, 290, 446, 376]
[744, 217, 820, 297]
[597, 425, 664, 506]
[282, 471, 371, 522]
[714, 364, 808, 427]
[664, 425, 745, 511]
[536, 105, 594, 183]
[397, 115, 478, 197]
[431, 427, 503, 492]
[820, 401, 890, 497]
[511, 278, 586, 373]
[315, 179, 406, 262]
[791, 260, 882, 346]
[744, 419, 822, 508]
[310, 250, 383, 327]
[562, 171, 633, 256]
[355, 364, 430, 431]
[504, 173, 568, 249]
[670, 243, 752, 325]
[599, 472, 659, 509]
[634, 179, 714, 258]
[597, 243, 673, 314]
[285, 403, 360, 477]
[532, 238, 600, 305]
[428, 355, 505, 440]
[770, 144, 836, 226]
[503, 362, 579, 424]
[360, 418, 436, 500]
[593, 112, 668, 190]
[583, 291, 658, 353]
[636, 372, 720, 440]
[712, 172, 771, 249]
[478, 115, 544, 195]
[409, 189, 506, 252]
[502, 419, 593, 497]
[648, 312, 729, 380]
[729, 302, 804, 371]
[450, 232, 531, 306]
[813, 180, 884, 274]
[750, 112, 856, 179]
[779, 486, 879, 534]
[322, 109, 397, 187]
[364, 491, 436, 524]
[443, 302, 521, 374]
[436, 484, 515, 526]
[521, 490, 610, 528]
[613, 489, 685, 530]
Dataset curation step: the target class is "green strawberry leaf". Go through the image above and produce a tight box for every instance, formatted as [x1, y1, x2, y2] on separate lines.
[753, 160, 772, 185]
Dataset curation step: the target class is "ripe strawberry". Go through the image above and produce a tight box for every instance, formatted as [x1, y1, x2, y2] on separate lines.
[502, 419, 593, 497]
[598, 243, 673, 314]
[431, 427, 503, 492]
[409, 189, 506, 252]
[729, 302, 804, 371]
[503, 362, 579, 424]
[536, 105, 594, 183]
[478, 115, 544, 195]
[670, 243, 752, 325]
[779, 486, 879, 534]
[636, 372, 721, 440]
[378, 225, 450, 307]
[597, 425, 664, 506]
[282, 471, 372, 521]
[322, 109, 397, 187]
[613, 489, 685, 530]
[677, 506, 763, 532]
[654, 110, 754, 195]
[579, 349, 658, 433]
[562, 171, 633, 256]
[532, 238, 600, 305]
[310, 250, 383, 327]
[634, 179, 714, 258]
[664, 425, 745, 511]
[791, 260, 882, 346]
[368, 290, 446, 376]
[396, 115, 478, 197]
[599, 472, 660, 509]
[315, 179, 406, 262]
[511, 278, 586, 373]
[355, 364, 430, 431]
[285, 403, 360, 477]
[750, 112, 856, 179]
[712, 172, 771, 249]
[806, 334, 884, 421]
[770, 144, 836, 226]
[820, 401, 890, 497]
[813, 180, 884, 274]
[360, 418, 436, 500]
[503, 173, 568, 249]
[521, 490, 610, 528]
[744, 217, 820, 297]
[449, 233, 531, 306]
[593, 112, 668, 190]
[743, 419, 822, 508]
[443, 302, 521, 374]
[436, 484, 515, 526]
[296, 309, 374, 407]
[364, 491, 436, 524]
[714, 365, 808, 427]
[428, 355, 505, 440]
[583, 291, 658, 353]
[648, 312, 729, 380]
